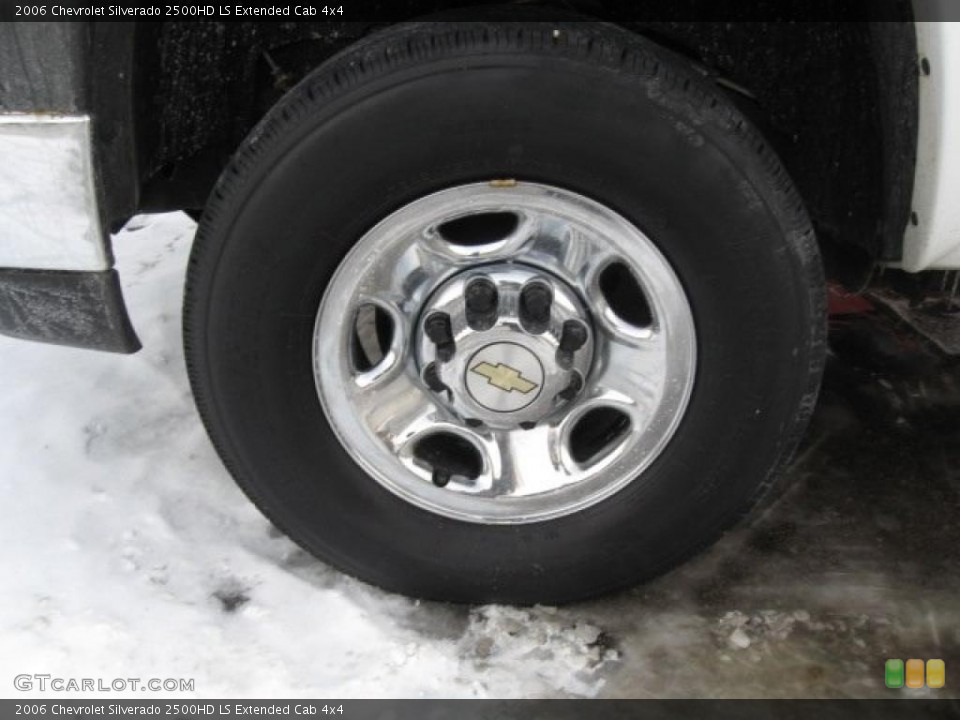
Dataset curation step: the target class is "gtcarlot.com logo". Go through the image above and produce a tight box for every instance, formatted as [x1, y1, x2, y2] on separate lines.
[14, 675, 195, 692]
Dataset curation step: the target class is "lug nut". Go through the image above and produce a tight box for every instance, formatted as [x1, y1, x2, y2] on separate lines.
[465, 277, 499, 331]
[557, 319, 589, 368]
[557, 371, 583, 401]
[422, 362, 449, 394]
[520, 281, 552, 334]
[424, 312, 455, 361]
[432, 469, 451, 488]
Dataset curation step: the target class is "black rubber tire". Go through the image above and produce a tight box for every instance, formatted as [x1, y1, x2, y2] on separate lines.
[184, 21, 826, 604]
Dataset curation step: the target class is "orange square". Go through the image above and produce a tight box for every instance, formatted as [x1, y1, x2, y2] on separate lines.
[906, 658, 925, 688]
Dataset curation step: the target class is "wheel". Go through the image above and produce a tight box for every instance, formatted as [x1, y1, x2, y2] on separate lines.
[184, 21, 825, 603]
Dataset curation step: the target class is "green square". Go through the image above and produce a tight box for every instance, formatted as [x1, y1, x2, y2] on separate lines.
[885, 659, 904, 688]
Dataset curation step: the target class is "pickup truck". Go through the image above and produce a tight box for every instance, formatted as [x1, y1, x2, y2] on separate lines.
[1, 9, 957, 603]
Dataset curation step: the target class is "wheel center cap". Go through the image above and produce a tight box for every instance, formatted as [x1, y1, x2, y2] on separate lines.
[466, 342, 544, 412]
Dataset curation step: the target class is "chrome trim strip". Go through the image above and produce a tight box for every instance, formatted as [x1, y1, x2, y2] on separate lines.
[0, 114, 109, 271]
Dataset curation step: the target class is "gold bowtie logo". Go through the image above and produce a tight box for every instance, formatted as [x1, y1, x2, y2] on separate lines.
[470, 361, 538, 394]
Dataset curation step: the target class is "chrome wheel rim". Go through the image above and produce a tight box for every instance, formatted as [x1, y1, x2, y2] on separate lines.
[313, 182, 696, 524]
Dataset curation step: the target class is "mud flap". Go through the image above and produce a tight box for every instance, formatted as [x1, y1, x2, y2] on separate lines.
[0, 268, 140, 353]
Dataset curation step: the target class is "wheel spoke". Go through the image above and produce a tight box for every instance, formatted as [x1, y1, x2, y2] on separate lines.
[586, 329, 668, 422]
[347, 367, 442, 453]
[482, 426, 572, 497]
[523, 218, 616, 288]
[354, 246, 450, 320]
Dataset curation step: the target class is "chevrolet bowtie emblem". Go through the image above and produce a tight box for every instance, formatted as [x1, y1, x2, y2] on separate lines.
[469, 361, 538, 394]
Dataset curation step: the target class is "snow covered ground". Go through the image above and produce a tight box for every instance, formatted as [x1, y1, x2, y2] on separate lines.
[2, 213, 958, 699]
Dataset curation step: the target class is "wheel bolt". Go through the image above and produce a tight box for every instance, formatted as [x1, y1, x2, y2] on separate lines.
[520, 281, 552, 334]
[557, 319, 589, 368]
[423, 362, 449, 394]
[557, 371, 583, 401]
[424, 312, 455, 361]
[465, 277, 499, 331]
[432, 469, 451, 488]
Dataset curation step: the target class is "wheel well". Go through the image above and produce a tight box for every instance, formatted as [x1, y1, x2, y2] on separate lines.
[130, 7, 918, 269]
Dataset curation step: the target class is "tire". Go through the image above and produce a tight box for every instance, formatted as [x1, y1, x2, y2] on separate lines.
[184, 21, 826, 604]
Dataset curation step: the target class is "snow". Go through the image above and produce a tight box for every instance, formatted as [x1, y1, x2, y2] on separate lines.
[0, 214, 616, 699]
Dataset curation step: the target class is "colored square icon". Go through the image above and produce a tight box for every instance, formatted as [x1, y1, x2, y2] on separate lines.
[885, 659, 904, 688]
[927, 659, 946, 689]
[906, 658, 925, 688]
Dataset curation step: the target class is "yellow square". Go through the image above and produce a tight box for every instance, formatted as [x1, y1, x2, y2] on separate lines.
[927, 659, 945, 689]
[906, 658, 925, 688]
